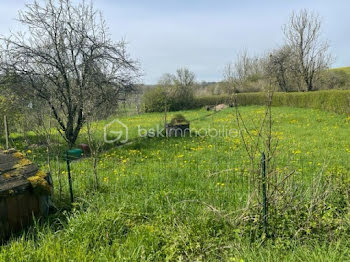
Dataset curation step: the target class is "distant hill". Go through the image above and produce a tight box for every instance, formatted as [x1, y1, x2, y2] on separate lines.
[330, 67, 350, 75]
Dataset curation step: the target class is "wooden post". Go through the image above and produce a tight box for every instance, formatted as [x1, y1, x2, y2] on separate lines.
[4, 115, 9, 150]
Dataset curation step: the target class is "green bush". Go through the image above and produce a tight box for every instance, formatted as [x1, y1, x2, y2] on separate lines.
[144, 89, 350, 115]
[193, 90, 350, 115]
[320, 70, 350, 90]
[0, 95, 25, 137]
[142, 86, 195, 112]
[170, 114, 189, 125]
[193, 95, 233, 108]
[142, 87, 168, 113]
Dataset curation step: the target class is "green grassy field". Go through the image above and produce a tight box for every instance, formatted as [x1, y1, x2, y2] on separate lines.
[330, 66, 350, 75]
[2, 106, 350, 261]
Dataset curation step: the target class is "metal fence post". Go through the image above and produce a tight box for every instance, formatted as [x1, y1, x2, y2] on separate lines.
[262, 152, 268, 237]
[66, 152, 74, 203]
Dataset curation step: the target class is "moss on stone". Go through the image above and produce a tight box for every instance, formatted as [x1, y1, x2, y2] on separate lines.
[2, 173, 11, 179]
[27, 170, 51, 195]
[13, 159, 32, 169]
[13, 152, 25, 159]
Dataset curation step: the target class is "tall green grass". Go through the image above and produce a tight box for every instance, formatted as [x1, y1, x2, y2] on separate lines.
[1, 106, 350, 260]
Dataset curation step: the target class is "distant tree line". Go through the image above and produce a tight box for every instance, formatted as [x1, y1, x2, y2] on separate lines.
[143, 9, 350, 112]
[222, 10, 337, 93]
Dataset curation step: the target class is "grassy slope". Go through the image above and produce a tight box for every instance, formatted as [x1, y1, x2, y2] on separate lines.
[330, 66, 350, 75]
[1, 106, 350, 261]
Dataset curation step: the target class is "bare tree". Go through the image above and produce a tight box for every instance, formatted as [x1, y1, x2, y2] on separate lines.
[265, 45, 294, 92]
[283, 10, 331, 91]
[0, 0, 139, 147]
[173, 68, 195, 88]
[223, 50, 265, 93]
[85, 116, 103, 190]
[168, 68, 195, 110]
[157, 73, 173, 104]
[225, 50, 252, 91]
[223, 63, 236, 94]
[234, 50, 254, 85]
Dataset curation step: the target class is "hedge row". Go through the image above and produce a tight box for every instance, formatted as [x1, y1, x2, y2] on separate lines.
[194, 90, 350, 115]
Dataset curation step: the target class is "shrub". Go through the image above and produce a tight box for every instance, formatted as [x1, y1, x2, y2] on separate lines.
[193, 95, 233, 108]
[170, 114, 189, 125]
[142, 86, 195, 112]
[193, 90, 350, 115]
[0, 94, 26, 137]
[144, 89, 350, 115]
[319, 70, 350, 90]
[142, 69, 196, 112]
[142, 87, 168, 113]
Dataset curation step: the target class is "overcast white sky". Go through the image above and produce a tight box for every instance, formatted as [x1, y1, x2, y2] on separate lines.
[0, 0, 349, 84]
